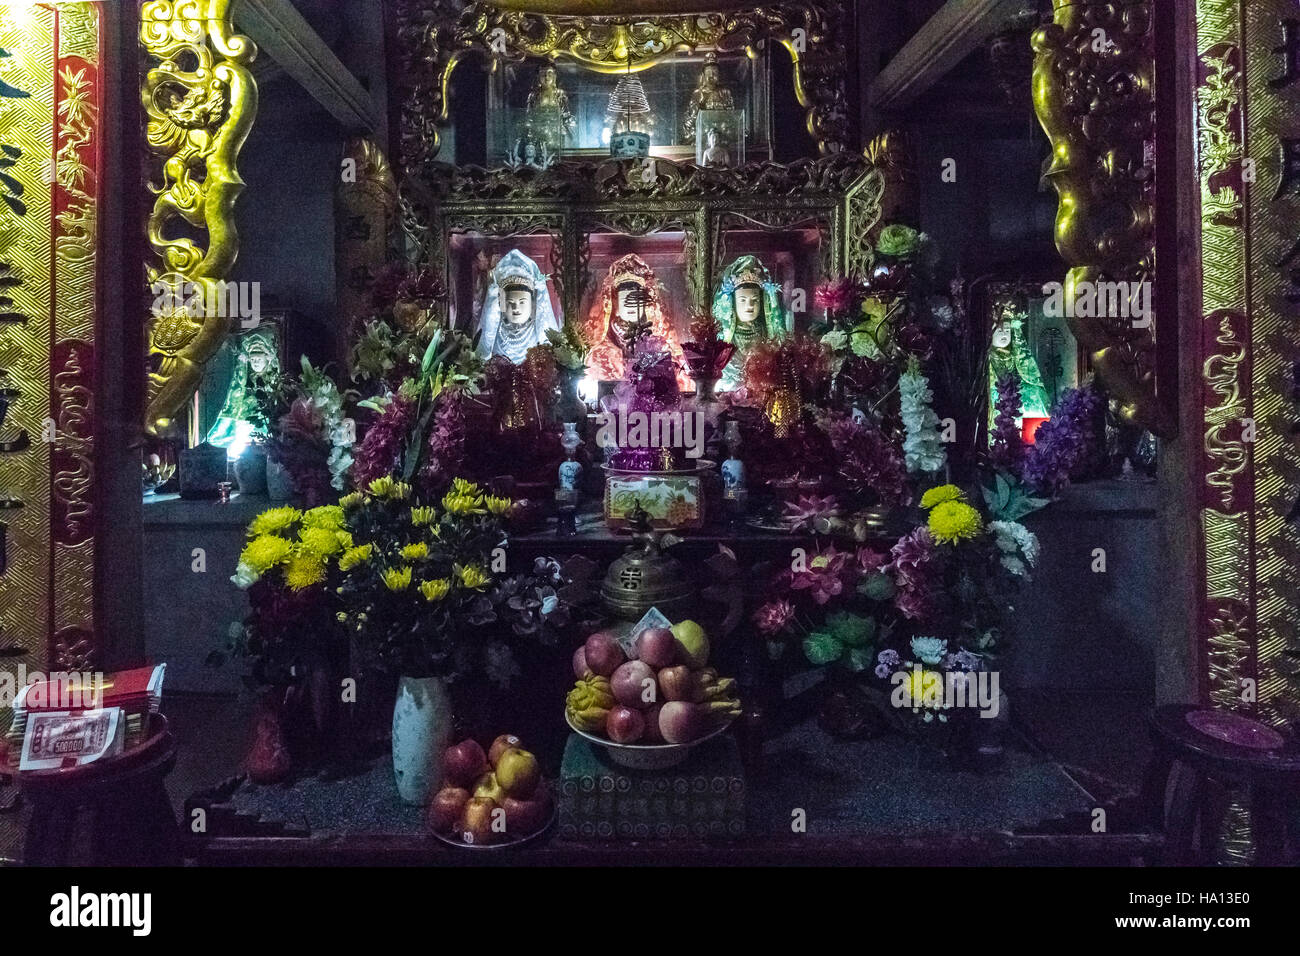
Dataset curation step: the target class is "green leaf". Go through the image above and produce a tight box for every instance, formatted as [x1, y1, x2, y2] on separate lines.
[420, 329, 444, 377]
[802, 632, 843, 666]
[844, 647, 873, 673]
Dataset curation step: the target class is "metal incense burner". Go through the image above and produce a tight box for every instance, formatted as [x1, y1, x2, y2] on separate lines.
[600, 500, 695, 621]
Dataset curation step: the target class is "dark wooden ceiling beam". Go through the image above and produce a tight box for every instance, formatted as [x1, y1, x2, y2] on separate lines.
[869, 0, 1030, 111]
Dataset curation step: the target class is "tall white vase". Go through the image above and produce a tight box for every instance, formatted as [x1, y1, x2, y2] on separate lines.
[391, 675, 452, 805]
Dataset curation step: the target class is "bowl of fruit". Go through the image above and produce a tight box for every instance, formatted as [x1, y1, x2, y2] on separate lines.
[564, 619, 742, 770]
[428, 733, 555, 848]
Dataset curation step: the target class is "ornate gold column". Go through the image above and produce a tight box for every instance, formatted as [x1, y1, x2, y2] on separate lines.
[140, 0, 257, 435]
[1031, 0, 1168, 434]
[0, 2, 103, 671]
[1190, 0, 1300, 725]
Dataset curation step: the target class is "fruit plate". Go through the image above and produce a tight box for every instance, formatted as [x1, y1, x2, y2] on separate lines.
[565, 712, 735, 770]
[432, 803, 556, 851]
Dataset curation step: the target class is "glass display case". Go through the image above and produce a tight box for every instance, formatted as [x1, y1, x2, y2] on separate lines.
[486, 52, 770, 164]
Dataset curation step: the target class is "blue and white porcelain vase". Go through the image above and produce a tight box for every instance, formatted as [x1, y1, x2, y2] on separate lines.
[391, 675, 452, 805]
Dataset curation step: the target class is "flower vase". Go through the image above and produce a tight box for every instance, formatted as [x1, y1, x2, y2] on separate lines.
[247, 689, 293, 784]
[391, 675, 453, 805]
[234, 445, 267, 495]
[266, 456, 294, 501]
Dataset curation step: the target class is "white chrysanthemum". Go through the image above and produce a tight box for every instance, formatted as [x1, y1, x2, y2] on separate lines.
[909, 636, 948, 666]
[230, 561, 259, 589]
[899, 366, 947, 474]
[1000, 554, 1028, 577]
[990, 519, 1040, 568]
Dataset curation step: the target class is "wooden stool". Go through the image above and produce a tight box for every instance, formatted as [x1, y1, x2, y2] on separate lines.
[1141, 705, 1300, 865]
[19, 715, 179, 866]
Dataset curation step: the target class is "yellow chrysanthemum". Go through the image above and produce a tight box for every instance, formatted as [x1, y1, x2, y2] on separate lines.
[410, 506, 437, 526]
[339, 492, 364, 509]
[919, 484, 965, 510]
[301, 505, 345, 530]
[389, 481, 412, 501]
[904, 669, 944, 709]
[299, 526, 345, 557]
[284, 553, 326, 591]
[451, 477, 481, 497]
[419, 578, 451, 602]
[400, 541, 429, 561]
[239, 535, 293, 573]
[248, 506, 301, 537]
[484, 495, 514, 516]
[442, 492, 485, 515]
[455, 563, 492, 590]
[368, 476, 395, 498]
[383, 566, 413, 591]
[928, 500, 983, 544]
[335, 530, 354, 550]
[338, 543, 374, 571]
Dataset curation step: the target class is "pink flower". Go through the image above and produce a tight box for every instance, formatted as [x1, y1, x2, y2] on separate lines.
[791, 545, 850, 605]
[814, 278, 857, 315]
[753, 600, 796, 636]
[855, 546, 889, 574]
[887, 527, 942, 622]
[782, 494, 841, 533]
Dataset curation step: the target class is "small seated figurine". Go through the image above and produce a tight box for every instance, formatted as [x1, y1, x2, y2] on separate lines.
[701, 127, 732, 168]
[475, 249, 561, 364]
[712, 255, 787, 391]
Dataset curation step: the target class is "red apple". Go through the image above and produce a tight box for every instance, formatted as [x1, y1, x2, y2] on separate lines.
[657, 665, 699, 702]
[427, 786, 470, 833]
[488, 733, 523, 767]
[502, 784, 552, 836]
[635, 627, 678, 668]
[495, 747, 540, 799]
[584, 630, 626, 677]
[443, 738, 488, 787]
[572, 645, 590, 680]
[658, 701, 703, 744]
[641, 703, 666, 743]
[459, 796, 501, 845]
[606, 705, 645, 744]
[611, 660, 657, 709]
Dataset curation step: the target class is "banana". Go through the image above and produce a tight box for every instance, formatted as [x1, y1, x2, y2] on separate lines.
[566, 675, 614, 733]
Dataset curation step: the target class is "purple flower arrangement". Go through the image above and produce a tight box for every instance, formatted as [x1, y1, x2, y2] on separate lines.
[1020, 383, 1104, 495]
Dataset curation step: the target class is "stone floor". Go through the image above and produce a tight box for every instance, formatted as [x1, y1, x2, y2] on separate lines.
[0, 687, 1152, 863]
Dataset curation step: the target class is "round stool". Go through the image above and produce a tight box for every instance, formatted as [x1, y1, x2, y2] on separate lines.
[1141, 705, 1300, 865]
[18, 715, 179, 866]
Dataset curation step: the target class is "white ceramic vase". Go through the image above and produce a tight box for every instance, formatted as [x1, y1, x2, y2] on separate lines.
[391, 675, 452, 805]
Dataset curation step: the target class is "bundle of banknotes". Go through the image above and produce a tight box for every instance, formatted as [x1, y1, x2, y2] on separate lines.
[17, 708, 124, 771]
[5, 664, 165, 771]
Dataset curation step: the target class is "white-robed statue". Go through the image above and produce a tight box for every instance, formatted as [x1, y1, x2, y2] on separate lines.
[475, 249, 561, 364]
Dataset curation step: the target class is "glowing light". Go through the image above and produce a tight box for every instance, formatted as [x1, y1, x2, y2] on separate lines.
[1022, 417, 1049, 444]
[578, 374, 599, 405]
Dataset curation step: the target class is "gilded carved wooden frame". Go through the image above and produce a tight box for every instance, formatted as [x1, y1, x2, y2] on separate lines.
[403, 148, 895, 334]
